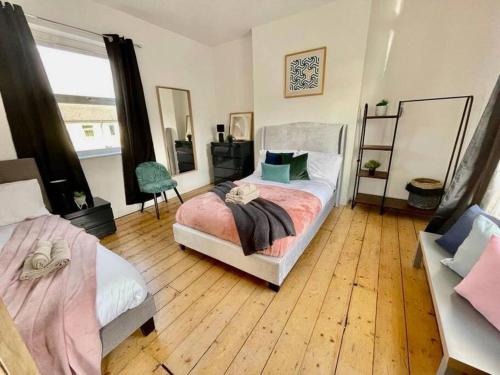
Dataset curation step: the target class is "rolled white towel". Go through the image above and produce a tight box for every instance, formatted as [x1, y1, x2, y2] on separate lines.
[31, 239, 52, 270]
[50, 239, 71, 269]
[20, 239, 71, 281]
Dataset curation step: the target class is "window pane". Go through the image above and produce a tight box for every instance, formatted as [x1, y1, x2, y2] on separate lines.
[482, 162, 500, 218]
[59, 102, 120, 152]
[38, 46, 115, 98]
[38, 45, 120, 157]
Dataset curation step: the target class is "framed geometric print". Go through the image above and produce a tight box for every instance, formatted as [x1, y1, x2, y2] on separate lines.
[284, 47, 326, 98]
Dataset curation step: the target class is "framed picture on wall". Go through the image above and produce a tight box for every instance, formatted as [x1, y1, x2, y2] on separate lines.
[229, 112, 253, 141]
[284, 46, 326, 98]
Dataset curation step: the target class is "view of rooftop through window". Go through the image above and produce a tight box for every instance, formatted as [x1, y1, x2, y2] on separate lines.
[38, 45, 120, 157]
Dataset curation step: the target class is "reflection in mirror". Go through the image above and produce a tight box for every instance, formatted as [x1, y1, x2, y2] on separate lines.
[157, 86, 196, 175]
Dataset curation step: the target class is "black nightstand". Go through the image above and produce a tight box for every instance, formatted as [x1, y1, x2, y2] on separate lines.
[211, 141, 254, 184]
[63, 197, 116, 238]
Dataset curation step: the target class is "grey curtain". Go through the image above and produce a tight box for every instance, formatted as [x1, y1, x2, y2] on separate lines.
[426, 75, 500, 233]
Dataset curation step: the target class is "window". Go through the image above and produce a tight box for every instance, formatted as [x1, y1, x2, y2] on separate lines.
[38, 45, 120, 158]
[82, 125, 95, 137]
[482, 162, 500, 218]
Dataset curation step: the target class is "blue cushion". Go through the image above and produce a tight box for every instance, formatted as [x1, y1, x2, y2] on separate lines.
[265, 151, 294, 165]
[436, 204, 500, 254]
[261, 163, 290, 184]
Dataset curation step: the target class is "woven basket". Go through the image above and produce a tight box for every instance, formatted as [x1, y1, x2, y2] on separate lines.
[405, 178, 443, 210]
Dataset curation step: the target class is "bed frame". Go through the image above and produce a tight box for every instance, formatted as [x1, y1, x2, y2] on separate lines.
[174, 122, 347, 290]
[0, 158, 156, 357]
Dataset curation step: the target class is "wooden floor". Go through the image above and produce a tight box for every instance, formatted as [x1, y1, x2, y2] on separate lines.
[100, 186, 442, 375]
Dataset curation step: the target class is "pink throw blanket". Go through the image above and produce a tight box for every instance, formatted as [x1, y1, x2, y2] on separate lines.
[0, 215, 101, 374]
[176, 183, 322, 257]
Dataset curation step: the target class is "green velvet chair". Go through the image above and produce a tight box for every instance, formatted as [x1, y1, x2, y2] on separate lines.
[135, 161, 183, 219]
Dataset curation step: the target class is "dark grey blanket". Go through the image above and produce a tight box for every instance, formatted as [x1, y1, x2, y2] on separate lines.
[212, 181, 296, 256]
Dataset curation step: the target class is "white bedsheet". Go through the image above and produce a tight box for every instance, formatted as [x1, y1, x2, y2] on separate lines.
[241, 174, 334, 207]
[0, 222, 148, 327]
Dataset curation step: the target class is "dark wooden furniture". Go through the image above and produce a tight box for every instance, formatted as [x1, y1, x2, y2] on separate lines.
[211, 141, 254, 184]
[175, 140, 195, 173]
[63, 197, 116, 238]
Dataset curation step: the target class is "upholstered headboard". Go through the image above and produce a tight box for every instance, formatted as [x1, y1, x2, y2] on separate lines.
[259, 122, 346, 155]
[258, 122, 347, 206]
[0, 158, 52, 211]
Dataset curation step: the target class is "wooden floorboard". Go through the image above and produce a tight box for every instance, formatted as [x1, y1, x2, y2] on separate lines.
[101, 187, 442, 375]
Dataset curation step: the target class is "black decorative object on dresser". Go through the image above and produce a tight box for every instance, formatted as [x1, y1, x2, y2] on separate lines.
[63, 197, 116, 238]
[175, 140, 195, 173]
[211, 141, 254, 184]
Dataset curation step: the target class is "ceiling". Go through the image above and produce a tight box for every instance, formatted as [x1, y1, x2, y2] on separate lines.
[92, 0, 334, 46]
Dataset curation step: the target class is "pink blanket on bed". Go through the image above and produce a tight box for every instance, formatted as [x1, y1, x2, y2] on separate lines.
[176, 183, 322, 257]
[0, 215, 101, 375]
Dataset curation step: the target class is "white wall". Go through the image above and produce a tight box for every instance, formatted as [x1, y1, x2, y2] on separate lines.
[0, 0, 217, 217]
[251, 0, 371, 204]
[212, 35, 254, 139]
[355, 0, 500, 199]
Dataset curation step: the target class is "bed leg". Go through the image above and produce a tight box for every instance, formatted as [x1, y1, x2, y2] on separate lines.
[140, 317, 155, 336]
[179, 244, 186, 251]
[268, 282, 280, 292]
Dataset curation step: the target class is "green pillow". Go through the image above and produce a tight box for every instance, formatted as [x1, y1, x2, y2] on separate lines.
[261, 163, 290, 184]
[282, 153, 309, 180]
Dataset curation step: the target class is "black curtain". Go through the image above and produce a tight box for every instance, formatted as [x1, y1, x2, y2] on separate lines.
[426, 75, 500, 233]
[0, 2, 93, 212]
[104, 34, 156, 205]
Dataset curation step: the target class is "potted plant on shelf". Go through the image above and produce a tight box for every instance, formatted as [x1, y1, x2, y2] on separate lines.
[375, 99, 388, 116]
[364, 160, 381, 176]
[73, 191, 87, 210]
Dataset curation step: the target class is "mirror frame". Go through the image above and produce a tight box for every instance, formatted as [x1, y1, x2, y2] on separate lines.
[156, 85, 198, 175]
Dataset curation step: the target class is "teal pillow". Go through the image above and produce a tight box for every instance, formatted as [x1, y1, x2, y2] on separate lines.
[261, 163, 290, 184]
[282, 153, 309, 180]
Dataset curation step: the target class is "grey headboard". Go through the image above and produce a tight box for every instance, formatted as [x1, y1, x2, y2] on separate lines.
[259, 122, 346, 154]
[258, 122, 347, 206]
[0, 158, 52, 211]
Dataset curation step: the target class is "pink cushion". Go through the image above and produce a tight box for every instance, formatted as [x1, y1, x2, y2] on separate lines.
[455, 235, 500, 331]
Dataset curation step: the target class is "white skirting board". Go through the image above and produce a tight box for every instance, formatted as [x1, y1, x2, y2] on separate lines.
[173, 198, 334, 286]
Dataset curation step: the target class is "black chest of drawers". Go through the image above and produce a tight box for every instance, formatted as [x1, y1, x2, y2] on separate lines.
[63, 197, 116, 238]
[211, 141, 254, 184]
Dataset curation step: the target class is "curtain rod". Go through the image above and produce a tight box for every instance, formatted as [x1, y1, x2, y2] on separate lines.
[25, 13, 142, 48]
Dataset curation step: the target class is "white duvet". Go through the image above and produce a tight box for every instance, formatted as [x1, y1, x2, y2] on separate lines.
[0, 222, 148, 327]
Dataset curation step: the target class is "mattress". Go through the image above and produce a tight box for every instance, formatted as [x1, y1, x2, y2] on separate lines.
[0, 221, 148, 327]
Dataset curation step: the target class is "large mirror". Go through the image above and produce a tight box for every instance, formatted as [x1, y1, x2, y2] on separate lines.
[157, 86, 196, 175]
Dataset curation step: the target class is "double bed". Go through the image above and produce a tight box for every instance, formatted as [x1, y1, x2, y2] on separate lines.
[0, 158, 155, 358]
[174, 122, 347, 290]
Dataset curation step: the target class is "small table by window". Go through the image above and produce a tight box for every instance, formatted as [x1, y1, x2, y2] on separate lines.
[63, 197, 116, 238]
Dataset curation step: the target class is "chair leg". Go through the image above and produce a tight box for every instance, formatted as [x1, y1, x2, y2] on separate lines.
[162, 191, 168, 203]
[140, 201, 145, 213]
[153, 194, 160, 219]
[174, 187, 184, 203]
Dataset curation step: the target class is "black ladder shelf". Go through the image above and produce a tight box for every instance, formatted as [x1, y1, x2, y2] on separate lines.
[351, 103, 401, 214]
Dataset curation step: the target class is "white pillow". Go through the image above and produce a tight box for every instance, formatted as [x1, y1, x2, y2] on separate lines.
[0, 179, 49, 226]
[441, 215, 500, 277]
[302, 151, 343, 189]
[253, 149, 299, 176]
